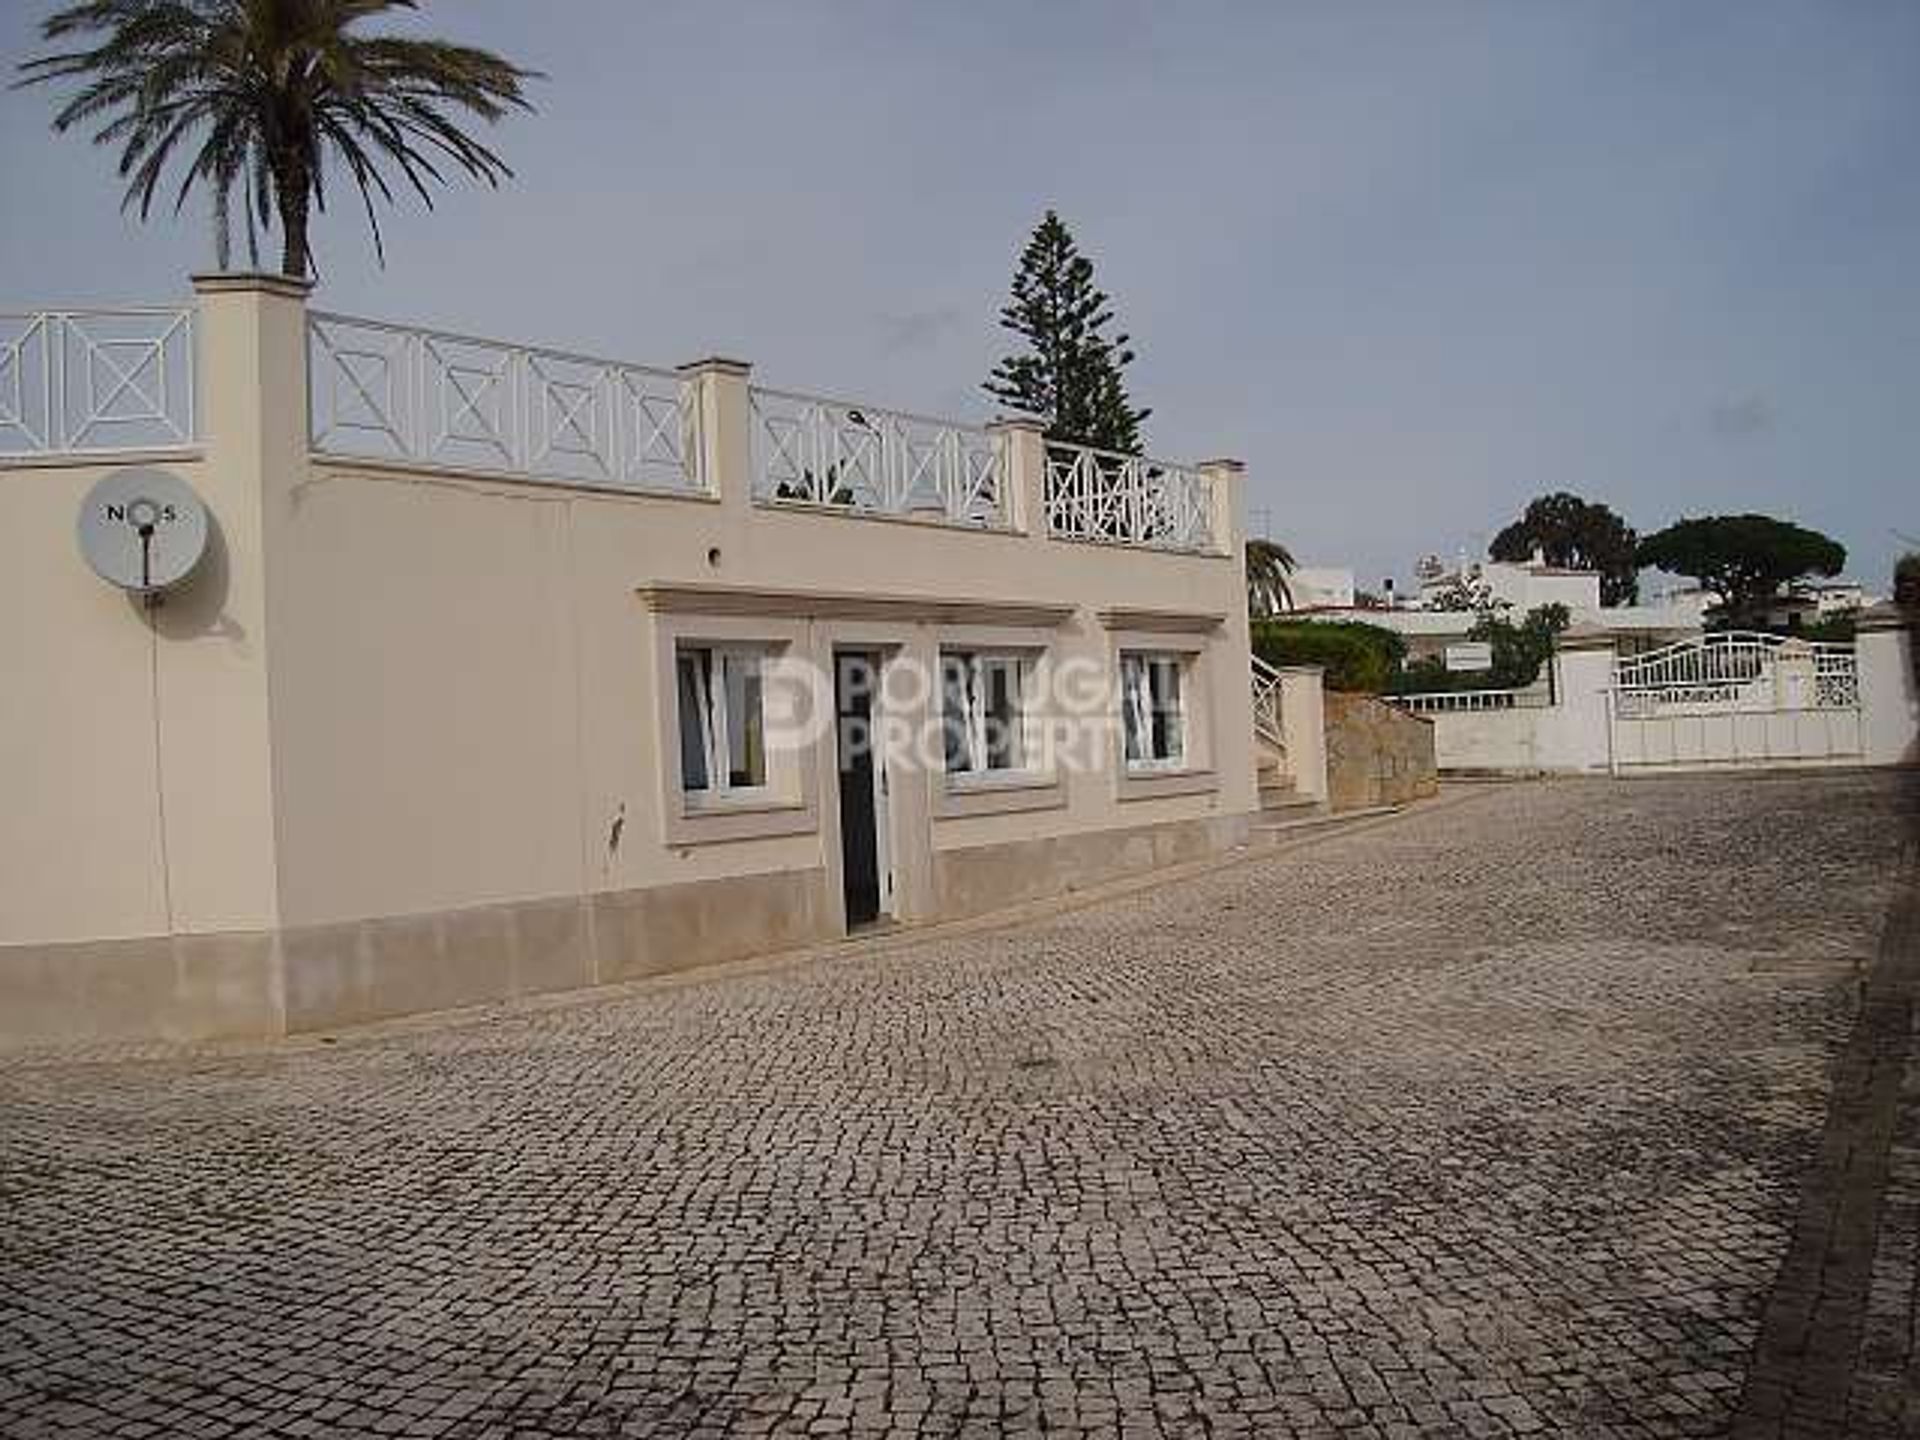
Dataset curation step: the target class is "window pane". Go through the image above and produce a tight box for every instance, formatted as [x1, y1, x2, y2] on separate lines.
[676, 651, 710, 792]
[984, 660, 1022, 770]
[942, 653, 975, 773]
[1121, 655, 1148, 763]
[1151, 658, 1184, 763]
[724, 652, 765, 788]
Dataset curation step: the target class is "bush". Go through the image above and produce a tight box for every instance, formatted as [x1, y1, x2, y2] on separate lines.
[1473, 602, 1569, 688]
[1251, 619, 1407, 693]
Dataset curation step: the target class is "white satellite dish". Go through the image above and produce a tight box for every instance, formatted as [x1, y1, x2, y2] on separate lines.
[76, 467, 210, 596]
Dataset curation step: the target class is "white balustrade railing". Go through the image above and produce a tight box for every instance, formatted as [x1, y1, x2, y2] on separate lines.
[0, 307, 196, 457]
[1044, 443, 1217, 553]
[749, 387, 1006, 528]
[1250, 655, 1287, 749]
[1389, 687, 1544, 714]
[307, 312, 703, 493]
[2, 300, 1246, 559]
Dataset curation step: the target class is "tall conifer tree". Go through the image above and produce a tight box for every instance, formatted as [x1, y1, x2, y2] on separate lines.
[985, 211, 1149, 453]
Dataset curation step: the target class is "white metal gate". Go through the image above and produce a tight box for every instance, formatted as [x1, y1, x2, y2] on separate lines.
[1609, 632, 1862, 772]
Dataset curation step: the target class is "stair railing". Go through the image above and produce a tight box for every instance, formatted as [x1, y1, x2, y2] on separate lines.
[1251, 654, 1287, 750]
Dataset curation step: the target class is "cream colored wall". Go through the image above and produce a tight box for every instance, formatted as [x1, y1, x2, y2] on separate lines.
[1, 279, 289, 946]
[267, 473, 591, 925]
[0, 459, 175, 944]
[267, 448, 1255, 929]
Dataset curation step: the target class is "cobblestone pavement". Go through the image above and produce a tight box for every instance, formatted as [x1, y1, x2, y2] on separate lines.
[2, 772, 1915, 1440]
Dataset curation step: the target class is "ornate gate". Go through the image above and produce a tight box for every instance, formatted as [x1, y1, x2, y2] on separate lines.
[1609, 631, 1862, 772]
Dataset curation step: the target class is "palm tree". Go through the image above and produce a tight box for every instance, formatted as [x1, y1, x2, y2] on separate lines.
[1245, 536, 1296, 618]
[18, 0, 537, 280]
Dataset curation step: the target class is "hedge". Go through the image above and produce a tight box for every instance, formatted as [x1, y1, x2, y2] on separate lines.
[1250, 619, 1407, 694]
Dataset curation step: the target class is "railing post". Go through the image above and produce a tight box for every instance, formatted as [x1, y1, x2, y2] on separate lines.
[988, 413, 1047, 538]
[678, 356, 753, 512]
[1197, 457, 1245, 559]
[1279, 666, 1329, 805]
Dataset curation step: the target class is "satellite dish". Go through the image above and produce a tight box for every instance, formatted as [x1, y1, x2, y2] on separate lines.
[76, 467, 210, 596]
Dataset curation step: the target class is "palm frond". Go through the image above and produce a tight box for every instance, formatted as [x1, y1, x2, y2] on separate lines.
[1245, 536, 1298, 618]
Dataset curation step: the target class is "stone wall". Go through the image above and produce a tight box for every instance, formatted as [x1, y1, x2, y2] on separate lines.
[1324, 693, 1439, 811]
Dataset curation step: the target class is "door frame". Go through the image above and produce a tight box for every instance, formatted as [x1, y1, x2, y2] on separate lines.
[833, 646, 896, 928]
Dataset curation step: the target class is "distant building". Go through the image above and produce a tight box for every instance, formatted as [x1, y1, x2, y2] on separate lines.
[1763, 580, 1871, 630]
[1283, 566, 1356, 612]
[1316, 548, 1698, 662]
[1416, 552, 1600, 614]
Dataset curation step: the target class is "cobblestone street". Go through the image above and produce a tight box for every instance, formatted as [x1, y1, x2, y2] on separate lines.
[2, 772, 1915, 1439]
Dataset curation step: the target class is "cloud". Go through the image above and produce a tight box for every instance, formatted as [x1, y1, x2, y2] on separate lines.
[877, 307, 964, 355]
[1707, 394, 1776, 439]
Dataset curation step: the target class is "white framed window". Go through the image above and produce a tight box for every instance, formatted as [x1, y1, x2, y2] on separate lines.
[941, 651, 1029, 777]
[676, 645, 768, 799]
[1121, 652, 1186, 769]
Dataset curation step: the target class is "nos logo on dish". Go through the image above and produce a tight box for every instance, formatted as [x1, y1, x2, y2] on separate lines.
[103, 499, 180, 527]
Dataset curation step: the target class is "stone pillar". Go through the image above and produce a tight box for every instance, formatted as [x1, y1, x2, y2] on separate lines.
[1277, 665, 1329, 805]
[678, 356, 754, 516]
[988, 413, 1047, 538]
[1199, 457, 1247, 562]
[1199, 458, 1258, 818]
[161, 273, 312, 937]
[1857, 607, 1919, 766]
[1543, 633, 1619, 773]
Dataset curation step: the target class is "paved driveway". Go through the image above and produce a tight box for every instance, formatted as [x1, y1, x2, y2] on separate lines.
[2, 773, 1915, 1439]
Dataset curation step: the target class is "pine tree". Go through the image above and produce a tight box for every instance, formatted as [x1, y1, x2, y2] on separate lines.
[985, 211, 1150, 453]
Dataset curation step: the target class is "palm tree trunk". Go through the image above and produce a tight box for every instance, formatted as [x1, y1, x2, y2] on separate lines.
[273, 160, 311, 279]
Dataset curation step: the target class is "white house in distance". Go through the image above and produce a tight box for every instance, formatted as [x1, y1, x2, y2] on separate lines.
[1299, 551, 1706, 665]
[1282, 566, 1356, 612]
[1763, 580, 1874, 631]
[1414, 552, 1601, 613]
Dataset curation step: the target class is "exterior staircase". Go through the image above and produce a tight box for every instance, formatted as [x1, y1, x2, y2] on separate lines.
[1256, 750, 1319, 820]
[1250, 654, 1325, 827]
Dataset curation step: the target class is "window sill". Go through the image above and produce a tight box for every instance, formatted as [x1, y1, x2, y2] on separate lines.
[1116, 766, 1219, 802]
[934, 769, 1067, 820]
[665, 794, 816, 846]
[682, 791, 789, 817]
[946, 768, 1054, 794]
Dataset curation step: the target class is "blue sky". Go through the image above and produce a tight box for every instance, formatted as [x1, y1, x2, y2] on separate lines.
[3, 1, 1914, 591]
